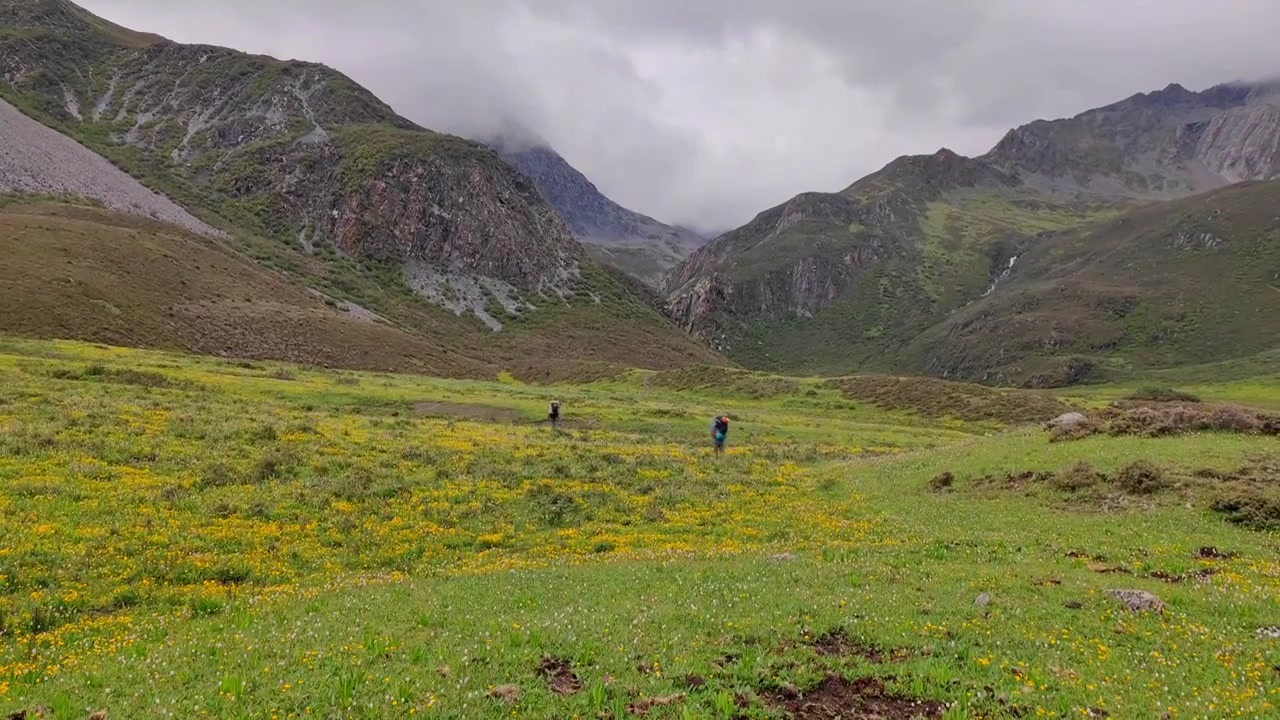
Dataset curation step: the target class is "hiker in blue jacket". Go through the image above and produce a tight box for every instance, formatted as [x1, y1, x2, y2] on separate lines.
[711, 415, 729, 455]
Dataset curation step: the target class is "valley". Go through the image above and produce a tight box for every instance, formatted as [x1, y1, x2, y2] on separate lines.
[0, 2, 1277, 719]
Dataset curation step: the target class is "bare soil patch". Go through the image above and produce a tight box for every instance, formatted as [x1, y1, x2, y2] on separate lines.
[627, 693, 684, 716]
[763, 675, 947, 719]
[806, 629, 910, 664]
[412, 401, 524, 423]
[536, 655, 582, 696]
[1197, 546, 1238, 560]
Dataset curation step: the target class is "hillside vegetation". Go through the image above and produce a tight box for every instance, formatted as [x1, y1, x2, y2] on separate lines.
[904, 180, 1280, 386]
[0, 337, 1277, 718]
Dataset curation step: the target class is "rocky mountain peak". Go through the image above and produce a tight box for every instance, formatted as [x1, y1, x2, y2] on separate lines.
[847, 147, 1019, 200]
[982, 77, 1280, 197]
[485, 132, 706, 285]
[1245, 78, 1280, 106]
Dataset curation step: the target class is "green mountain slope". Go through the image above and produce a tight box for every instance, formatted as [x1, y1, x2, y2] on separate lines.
[902, 180, 1280, 386]
[0, 0, 722, 375]
[667, 80, 1280, 383]
[664, 150, 1128, 370]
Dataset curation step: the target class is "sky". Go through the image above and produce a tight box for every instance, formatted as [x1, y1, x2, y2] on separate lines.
[80, 0, 1280, 233]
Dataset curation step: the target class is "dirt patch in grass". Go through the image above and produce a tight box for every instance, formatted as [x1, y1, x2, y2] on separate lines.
[537, 655, 582, 696]
[486, 684, 522, 704]
[763, 675, 947, 719]
[825, 374, 1070, 425]
[683, 673, 708, 690]
[806, 629, 910, 664]
[1088, 562, 1134, 576]
[627, 693, 685, 716]
[927, 472, 955, 492]
[1148, 568, 1219, 584]
[1197, 546, 1238, 560]
[412, 401, 524, 423]
[1066, 550, 1108, 561]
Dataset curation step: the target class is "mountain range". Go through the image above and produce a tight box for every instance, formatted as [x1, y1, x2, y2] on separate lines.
[0, 0, 1276, 386]
[665, 81, 1280, 385]
[0, 0, 721, 380]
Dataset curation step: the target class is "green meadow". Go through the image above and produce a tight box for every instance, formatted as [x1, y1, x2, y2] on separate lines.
[0, 337, 1276, 719]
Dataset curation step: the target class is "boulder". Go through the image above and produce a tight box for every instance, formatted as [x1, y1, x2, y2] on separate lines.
[1105, 589, 1165, 613]
[1045, 412, 1089, 431]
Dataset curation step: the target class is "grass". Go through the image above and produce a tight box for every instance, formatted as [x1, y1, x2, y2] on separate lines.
[905, 181, 1280, 388]
[0, 337, 1277, 718]
[917, 193, 1125, 307]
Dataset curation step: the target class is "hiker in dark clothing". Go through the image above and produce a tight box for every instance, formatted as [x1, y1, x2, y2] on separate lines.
[549, 400, 561, 429]
[711, 415, 729, 455]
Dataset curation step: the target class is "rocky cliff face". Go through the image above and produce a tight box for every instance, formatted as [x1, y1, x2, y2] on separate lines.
[487, 138, 705, 286]
[665, 79, 1280, 380]
[0, 0, 583, 326]
[984, 81, 1280, 198]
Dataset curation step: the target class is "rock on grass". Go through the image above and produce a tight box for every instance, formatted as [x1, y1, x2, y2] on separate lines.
[1105, 589, 1165, 613]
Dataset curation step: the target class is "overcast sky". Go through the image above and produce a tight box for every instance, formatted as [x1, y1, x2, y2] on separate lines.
[81, 0, 1280, 232]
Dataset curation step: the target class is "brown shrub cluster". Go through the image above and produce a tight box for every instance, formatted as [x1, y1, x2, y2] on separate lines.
[1051, 402, 1279, 442]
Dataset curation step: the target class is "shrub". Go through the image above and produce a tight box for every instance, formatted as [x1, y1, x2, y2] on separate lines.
[1115, 461, 1169, 495]
[1211, 486, 1280, 531]
[198, 462, 237, 488]
[1068, 402, 1280, 440]
[1050, 462, 1102, 492]
[928, 472, 955, 492]
[252, 447, 297, 483]
[1209, 406, 1260, 433]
